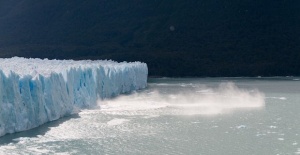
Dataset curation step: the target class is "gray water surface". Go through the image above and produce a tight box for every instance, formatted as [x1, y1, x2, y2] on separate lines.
[0, 77, 299, 155]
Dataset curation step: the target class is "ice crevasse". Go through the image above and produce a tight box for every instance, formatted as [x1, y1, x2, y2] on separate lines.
[0, 57, 148, 136]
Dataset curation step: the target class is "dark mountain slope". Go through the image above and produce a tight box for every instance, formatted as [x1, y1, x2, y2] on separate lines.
[0, 0, 299, 76]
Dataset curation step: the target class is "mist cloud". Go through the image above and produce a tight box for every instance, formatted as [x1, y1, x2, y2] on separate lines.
[99, 82, 265, 115]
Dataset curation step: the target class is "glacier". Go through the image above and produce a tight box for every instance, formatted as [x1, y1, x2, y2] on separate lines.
[0, 57, 148, 136]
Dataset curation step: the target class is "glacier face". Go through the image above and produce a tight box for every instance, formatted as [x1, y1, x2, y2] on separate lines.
[0, 57, 148, 136]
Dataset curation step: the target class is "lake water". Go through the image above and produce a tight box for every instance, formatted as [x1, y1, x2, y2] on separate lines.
[0, 77, 299, 155]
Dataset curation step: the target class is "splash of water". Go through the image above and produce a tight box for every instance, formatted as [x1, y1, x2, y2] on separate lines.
[99, 82, 265, 115]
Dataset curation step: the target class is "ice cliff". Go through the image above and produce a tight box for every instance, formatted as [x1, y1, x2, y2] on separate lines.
[0, 57, 148, 136]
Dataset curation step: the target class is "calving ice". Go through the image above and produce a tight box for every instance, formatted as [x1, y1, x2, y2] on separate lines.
[0, 57, 148, 136]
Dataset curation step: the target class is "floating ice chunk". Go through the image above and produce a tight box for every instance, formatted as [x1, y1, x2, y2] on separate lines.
[293, 142, 298, 146]
[107, 118, 130, 126]
[236, 125, 246, 129]
[296, 148, 300, 154]
[266, 97, 287, 100]
[0, 57, 148, 136]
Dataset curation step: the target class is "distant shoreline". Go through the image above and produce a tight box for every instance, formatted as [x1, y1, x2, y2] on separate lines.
[148, 76, 300, 79]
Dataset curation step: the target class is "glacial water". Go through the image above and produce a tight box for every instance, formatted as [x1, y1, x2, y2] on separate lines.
[0, 77, 299, 155]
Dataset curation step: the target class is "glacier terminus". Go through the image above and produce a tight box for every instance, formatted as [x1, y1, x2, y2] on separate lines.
[0, 57, 148, 136]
